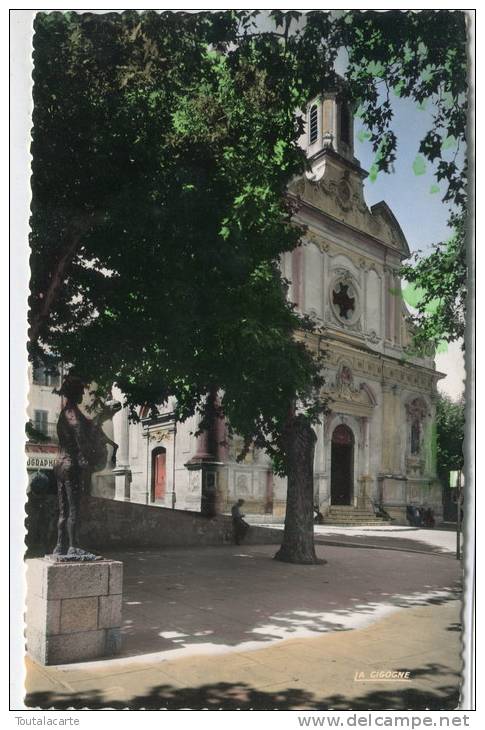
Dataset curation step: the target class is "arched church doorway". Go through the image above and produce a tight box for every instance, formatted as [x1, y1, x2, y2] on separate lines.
[331, 424, 354, 505]
[151, 447, 166, 502]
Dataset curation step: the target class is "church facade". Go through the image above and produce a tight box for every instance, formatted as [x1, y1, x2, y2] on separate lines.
[97, 91, 444, 525]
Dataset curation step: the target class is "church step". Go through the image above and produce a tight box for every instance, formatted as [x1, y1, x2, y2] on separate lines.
[323, 522, 390, 527]
[324, 511, 391, 525]
[325, 516, 389, 521]
[328, 511, 376, 517]
[328, 506, 375, 512]
[324, 518, 391, 524]
[325, 515, 389, 520]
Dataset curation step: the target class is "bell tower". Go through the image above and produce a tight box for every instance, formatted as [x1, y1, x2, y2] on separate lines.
[306, 90, 356, 160]
[300, 82, 367, 191]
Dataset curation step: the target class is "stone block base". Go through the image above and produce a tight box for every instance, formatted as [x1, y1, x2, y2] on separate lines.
[385, 506, 408, 525]
[272, 500, 287, 518]
[26, 557, 123, 665]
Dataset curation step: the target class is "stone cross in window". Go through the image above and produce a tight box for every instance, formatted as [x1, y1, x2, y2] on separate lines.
[333, 283, 355, 319]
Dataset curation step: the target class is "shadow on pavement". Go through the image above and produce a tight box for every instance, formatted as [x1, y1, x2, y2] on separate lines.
[314, 533, 455, 556]
[101, 545, 462, 659]
[25, 661, 460, 710]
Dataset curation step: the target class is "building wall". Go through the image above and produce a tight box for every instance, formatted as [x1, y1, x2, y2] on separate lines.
[95, 93, 444, 525]
[26, 365, 63, 488]
[110, 194, 443, 523]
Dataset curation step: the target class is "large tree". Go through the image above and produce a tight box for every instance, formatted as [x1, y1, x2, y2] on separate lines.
[30, 10, 332, 564]
[29, 10, 469, 563]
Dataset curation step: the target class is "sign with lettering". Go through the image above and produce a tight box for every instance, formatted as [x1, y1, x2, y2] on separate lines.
[26, 454, 58, 470]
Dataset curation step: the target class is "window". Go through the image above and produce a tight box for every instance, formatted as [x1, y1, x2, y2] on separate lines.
[309, 104, 318, 145]
[332, 282, 355, 319]
[33, 410, 48, 436]
[411, 419, 421, 455]
[32, 363, 60, 387]
[406, 397, 428, 458]
[340, 103, 351, 146]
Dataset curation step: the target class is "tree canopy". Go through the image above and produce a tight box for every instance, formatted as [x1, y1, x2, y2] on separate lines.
[400, 212, 467, 349]
[30, 10, 330, 469]
[30, 9, 469, 452]
[340, 11, 469, 352]
[435, 394, 465, 480]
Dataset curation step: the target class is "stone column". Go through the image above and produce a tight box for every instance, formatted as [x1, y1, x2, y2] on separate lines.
[381, 382, 394, 472]
[360, 260, 368, 333]
[384, 267, 394, 342]
[186, 399, 219, 516]
[314, 419, 326, 508]
[291, 246, 304, 312]
[428, 393, 438, 475]
[357, 416, 371, 509]
[392, 385, 403, 473]
[394, 275, 402, 346]
[189, 414, 217, 464]
[112, 406, 131, 501]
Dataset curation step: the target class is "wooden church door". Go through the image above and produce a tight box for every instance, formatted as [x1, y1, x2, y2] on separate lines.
[330, 425, 354, 505]
[152, 447, 166, 502]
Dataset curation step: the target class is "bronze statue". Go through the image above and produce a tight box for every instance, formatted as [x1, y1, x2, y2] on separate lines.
[53, 376, 121, 559]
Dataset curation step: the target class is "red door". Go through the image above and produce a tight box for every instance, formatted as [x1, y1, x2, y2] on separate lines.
[152, 448, 166, 501]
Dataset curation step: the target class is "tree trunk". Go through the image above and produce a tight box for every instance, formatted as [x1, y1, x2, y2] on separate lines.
[274, 413, 320, 565]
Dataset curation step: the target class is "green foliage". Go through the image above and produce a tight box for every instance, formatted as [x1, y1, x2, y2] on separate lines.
[400, 211, 467, 349]
[412, 155, 427, 176]
[30, 11, 329, 472]
[435, 394, 465, 479]
[339, 10, 469, 348]
[29, 10, 469, 470]
[340, 9, 468, 209]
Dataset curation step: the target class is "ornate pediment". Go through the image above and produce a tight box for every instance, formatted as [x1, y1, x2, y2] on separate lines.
[289, 154, 410, 258]
[370, 201, 410, 258]
[146, 428, 173, 443]
[324, 365, 377, 417]
[405, 396, 429, 421]
[291, 161, 369, 222]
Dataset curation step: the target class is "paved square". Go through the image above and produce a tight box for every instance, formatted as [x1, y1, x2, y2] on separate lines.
[24, 541, 462, 710]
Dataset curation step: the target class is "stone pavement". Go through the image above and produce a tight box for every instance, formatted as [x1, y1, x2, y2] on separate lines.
[292, 524, 458, 555]
[243, 521, 460, 556]
[24, 541, 463, 711]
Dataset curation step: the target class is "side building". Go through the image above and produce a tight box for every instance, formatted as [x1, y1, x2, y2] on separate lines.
[26, 363, 117, 494]
[26, 362, 63, 489]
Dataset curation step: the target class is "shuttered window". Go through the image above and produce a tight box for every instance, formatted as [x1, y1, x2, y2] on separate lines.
[33, 410, 48, 435]
[340, 104, 351, 145]
[309, 104, 318, 145]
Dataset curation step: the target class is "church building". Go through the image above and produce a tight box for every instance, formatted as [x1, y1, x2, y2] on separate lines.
[96, 90, 444, 525]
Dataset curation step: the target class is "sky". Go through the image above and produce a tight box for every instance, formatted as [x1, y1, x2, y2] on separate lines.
[353, 94, 466, 399]
[258, 7, 467, 399]
[355, 95, 454, 254]
[10, 9, 466, 403]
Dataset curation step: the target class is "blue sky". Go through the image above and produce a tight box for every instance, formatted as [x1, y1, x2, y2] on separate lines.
[353, 95, 466, 399]
[354, 94, 456, 256]
[256, 10, 460, 257]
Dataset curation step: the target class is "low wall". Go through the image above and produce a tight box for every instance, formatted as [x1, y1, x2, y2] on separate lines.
[26, 493, 283, 555]
[80, 496, 283, 549]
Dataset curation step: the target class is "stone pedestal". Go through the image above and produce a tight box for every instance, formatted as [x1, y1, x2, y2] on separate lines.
[26, 557, 123, 665]
[113, 467, 131, 501]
